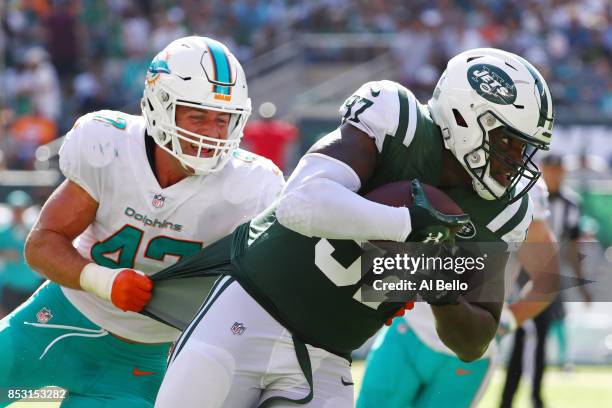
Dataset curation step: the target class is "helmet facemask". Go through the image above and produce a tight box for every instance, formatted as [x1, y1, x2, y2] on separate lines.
[141, 36, 252, 176]
[463, 111, 548, 204]
[156, 97, 248, 175]
[428, 48, 554, 204]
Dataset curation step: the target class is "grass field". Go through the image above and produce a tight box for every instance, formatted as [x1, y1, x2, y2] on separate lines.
[8, 364, 612, 407]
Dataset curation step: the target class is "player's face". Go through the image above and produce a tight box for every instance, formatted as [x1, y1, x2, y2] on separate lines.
[488, 127, 527, 187]
[175, 105, 231, 158]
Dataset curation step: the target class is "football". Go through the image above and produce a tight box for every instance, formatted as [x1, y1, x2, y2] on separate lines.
[363, 180, 464, 217]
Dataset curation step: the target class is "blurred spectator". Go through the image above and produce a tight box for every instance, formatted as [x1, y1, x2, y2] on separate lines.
[122, 5, 151, 57]
[564, 151, 610, 194]
[150, 8, 188, 54]
[0, 190, 43, 318]
[12, 47, 62, 122]
[242, 102, 298, 171]
[44, 0, 80, 80]
[6, 111, 57, 170]
[72, 59, 110, 115]
[1, 0, 611, 168]
[0, 109, 16, 170]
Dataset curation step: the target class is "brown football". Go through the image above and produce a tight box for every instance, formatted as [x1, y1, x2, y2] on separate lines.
[364, 180, 464, 219]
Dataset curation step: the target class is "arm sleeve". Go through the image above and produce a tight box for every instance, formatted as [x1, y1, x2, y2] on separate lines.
[275, 153, 412, 241]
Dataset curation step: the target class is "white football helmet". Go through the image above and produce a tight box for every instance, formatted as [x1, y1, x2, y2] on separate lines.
[428, 48, 554, 203]
[142, 36, 251, 175]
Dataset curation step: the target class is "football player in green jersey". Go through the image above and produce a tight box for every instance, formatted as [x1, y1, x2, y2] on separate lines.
[150, 48, 554, 408]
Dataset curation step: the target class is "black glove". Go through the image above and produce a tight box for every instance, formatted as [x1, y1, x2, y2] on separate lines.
[406, 180, 469, 305]
[407, 179, 469, 242]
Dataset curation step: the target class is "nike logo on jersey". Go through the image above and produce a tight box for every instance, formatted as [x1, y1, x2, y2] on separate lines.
[369, 86, 380, 97]
[133, 368, 155, 376]
[341, 377, 354, 386]
[93, 115, 127, 130]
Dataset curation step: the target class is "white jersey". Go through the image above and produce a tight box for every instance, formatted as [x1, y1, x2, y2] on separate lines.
[58, 110, 285, 343]
[405, 179, 551, 357]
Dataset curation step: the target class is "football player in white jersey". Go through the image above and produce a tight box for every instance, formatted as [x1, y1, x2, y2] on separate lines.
[358, 179, 560, 408]
[0, 36, 284, 407]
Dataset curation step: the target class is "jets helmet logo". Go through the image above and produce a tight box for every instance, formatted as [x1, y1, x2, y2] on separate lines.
[467, 64, 517, 105]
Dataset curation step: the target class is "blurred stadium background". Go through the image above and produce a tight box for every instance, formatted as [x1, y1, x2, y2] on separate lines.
[1, 1, 611, 407]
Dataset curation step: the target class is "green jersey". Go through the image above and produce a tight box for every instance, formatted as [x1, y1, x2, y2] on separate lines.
[147, 81, 534, 357]
[224, 81, 534, 357]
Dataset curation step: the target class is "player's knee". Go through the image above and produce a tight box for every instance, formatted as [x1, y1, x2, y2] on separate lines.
[156, 341, 235, 408]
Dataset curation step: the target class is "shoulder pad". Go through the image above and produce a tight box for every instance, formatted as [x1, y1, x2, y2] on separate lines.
[231, 149, 284, 177]
[59, 110, 134, 201]
[77, 110, 130, 132]
[63, 111, 133, 168]
[222, 149, 285, 209]
[339, 80, 418, 152]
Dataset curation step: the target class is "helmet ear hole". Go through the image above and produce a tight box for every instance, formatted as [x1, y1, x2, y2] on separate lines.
[452, 109, 468, 128]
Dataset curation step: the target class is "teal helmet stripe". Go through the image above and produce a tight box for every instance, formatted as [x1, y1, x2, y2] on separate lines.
[205, 39, 232, 95]
[516, 56, 553, 130]
[148, 57, 171, 75]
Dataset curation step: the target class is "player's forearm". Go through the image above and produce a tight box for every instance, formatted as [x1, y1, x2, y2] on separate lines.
[276, 153, 411, 241]
[277, 177, 411, 241]
[431, 300, 498, 362]
[24, 228, 89, 289]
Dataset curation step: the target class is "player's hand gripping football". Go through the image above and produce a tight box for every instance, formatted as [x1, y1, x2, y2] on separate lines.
[406, 179, 470, 305]
[407, 179, 470, 243]
[80, 263, 153, 312]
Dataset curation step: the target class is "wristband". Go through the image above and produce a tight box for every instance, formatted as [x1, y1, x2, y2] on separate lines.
[79, 263, 121, 301]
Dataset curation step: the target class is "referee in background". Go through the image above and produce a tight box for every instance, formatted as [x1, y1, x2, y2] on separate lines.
[500, 154, 592, 408]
